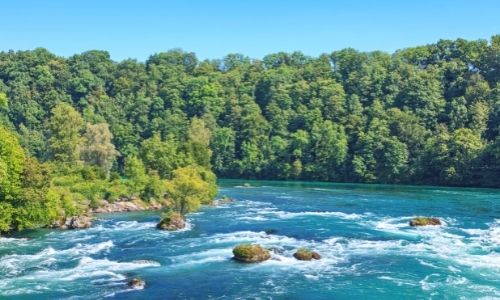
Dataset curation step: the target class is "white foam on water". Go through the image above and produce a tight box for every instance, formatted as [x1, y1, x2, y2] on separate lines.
[0, 256, 160, 297]
[111, 221, 157, 230]
[0, 237, 28, 243]
[0, 240, 114, 277]
[207, 231, 305, 248]
[170, 248, 233, 267]
[308, 188, 333, 191]
[238, 216, 268, 221]
[234, 200, 274, 207]
[419, 273, 441, 291]
[269, 210, 364, 220]
[416, 258, 441, 269]
[369, 216, 415, 236]
[333, 216, 500, 274]
[378, 275, 418, 286]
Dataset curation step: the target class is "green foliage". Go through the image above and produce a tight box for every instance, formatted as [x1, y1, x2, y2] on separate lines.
[0, 202, 14, 232]
[48, 103, 84, 162]
[140, 134, 184, 178]
[0, 34, 497, 228]
[0, 126, 25, 201]
[165, 165, 217, 215]
[81, 123, 119, 177]
[124, 155, 148, 196]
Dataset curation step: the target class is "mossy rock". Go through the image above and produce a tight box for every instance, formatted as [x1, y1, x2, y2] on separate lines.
[409, 217, 441, 226]
[293, 248, 321, 261]
[233, 244, 271, 263]
[157, 212, 185, 231]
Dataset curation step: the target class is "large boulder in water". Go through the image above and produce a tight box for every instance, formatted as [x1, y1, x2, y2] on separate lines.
[128, 277, 145, 289]
[156, 212, 185, 231]
[409, 217, 441, 227]
[64, 216, 92, 229]
[233, 244, 271, 263]
[293, 248, 321, 261]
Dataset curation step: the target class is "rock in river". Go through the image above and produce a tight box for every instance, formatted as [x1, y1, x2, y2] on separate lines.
[67, 216, 93, 229]
[409, 217, 441, 226]
[156, 212, 186, 231]
[128, 278, 145, 289]
[293, 248, 321, 261]
[233, 244, 271, 263]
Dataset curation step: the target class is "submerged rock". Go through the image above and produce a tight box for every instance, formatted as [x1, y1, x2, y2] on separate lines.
[213, 197, 236, 205]
[409, 217, 441, 226]
[128, 277, 145, 289]
[156, 212, 185, 231]
[264, 229, 278, 235]
[233, 244, 271, 263]
[131, 260, 158, 265]
[293, 248, 321, 261]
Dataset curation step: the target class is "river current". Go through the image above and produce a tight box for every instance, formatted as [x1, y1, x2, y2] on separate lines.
[0, 180, 499, 299]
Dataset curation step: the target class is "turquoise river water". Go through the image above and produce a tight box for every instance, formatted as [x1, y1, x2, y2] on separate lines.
[0, 180, 499, 299]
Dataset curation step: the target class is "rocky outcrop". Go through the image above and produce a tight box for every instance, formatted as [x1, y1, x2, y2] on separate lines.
[409, 217, 441, 226]
[51, 215, 93, 229]
[232, 244, 271, 263]
[128, 278, 145, 289]
[293, 248, 321, 261]
[156, 212, 186, 231]
[68, 216, 92, 229]
[93, 199, 164, 214]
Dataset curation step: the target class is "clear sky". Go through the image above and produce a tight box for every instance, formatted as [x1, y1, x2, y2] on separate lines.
[1, 0, 498, 61]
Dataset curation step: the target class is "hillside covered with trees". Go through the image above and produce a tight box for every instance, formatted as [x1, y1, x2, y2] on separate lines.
[0, 36, 499, 231]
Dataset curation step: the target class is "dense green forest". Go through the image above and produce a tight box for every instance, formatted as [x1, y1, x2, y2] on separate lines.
[0, 36, 499, 231]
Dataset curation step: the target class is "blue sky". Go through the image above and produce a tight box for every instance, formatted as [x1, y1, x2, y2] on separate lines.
[1, 0, 498, 61]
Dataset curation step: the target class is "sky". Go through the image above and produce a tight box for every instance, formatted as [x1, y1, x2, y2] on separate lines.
[0, 0, 499, 61]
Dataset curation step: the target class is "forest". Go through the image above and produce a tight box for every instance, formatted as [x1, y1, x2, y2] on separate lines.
[0, 36, 499, 232]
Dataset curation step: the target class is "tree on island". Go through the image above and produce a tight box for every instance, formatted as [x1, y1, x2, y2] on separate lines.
[166, 166, 215, 215]
[157, 165, 217, 230]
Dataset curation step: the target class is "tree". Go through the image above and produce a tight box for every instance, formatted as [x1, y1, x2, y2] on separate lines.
[48, 103, 84, 162]
[1, 36, 500, 190]
[124, 155, 148, 196]
[81, 123, 119, 177]
[0, 126, 25, 202]
[186, 117, 212, 167]
[211, 127, 236, 176]
[13, 158, 60, 230]
[140, 133, 183, 178]
[165, 166, 217, 215]
[310, 120, 348, 180]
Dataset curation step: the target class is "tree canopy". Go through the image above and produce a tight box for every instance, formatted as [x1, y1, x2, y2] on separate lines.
[0, 36, 499, 232]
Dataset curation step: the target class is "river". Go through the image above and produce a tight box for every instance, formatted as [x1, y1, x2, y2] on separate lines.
[0, 180, 499, 299]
